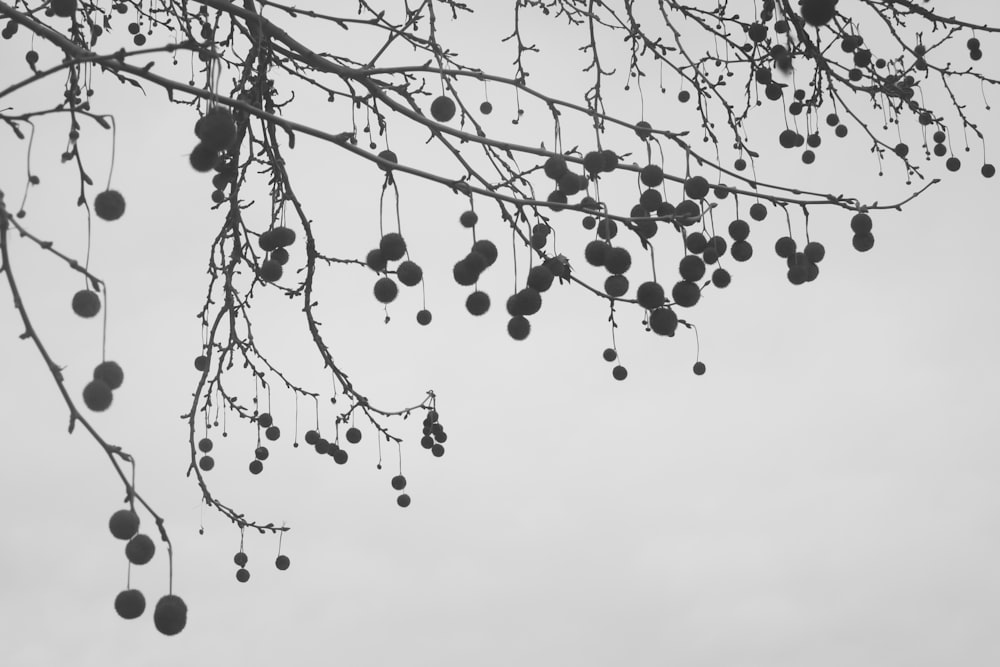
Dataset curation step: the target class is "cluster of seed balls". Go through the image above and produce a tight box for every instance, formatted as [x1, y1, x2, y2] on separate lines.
[366, 232, 424, 306]
[233, 548, 290, 583]
[302, 425, 354, 465]
[257, 226, 297, 283]
[189, 107, 237, 174]
[107, 508, 187, 635]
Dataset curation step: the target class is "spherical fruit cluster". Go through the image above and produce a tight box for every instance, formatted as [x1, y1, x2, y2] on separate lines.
[377, 149, 398, 171]
[430, 95, 457, 122]
[967, 36, 983, 62]
[259, 226, 296, 252]
[599, 346, 628, 380]
[153, 595, 187, 636]
[420, 408, 447, 459]
[850, 212, 875, 253]
[504, 285, 541, 340]
[303, 428, 349, 463]
[799, 0, 838, 28]
[191, 107, 236, 172]
[194, 354, 210, 372]
[94, 190, 126, 221]
[51, 0, 77, 17]
[125, 533, 156, 565]
[72, 289, 101, 318]
[774, 233, 827, 284]
[648, 307, 678, 336]
[82, 359, 125, 412]
[198, 437, 215, 471]
[83, 378, 113, 412]
[109, 509, 140, 540]
[465, 290, 491, 316]
[453, 238, 497, 288]
[114, 589, 145, 620]
[541, 154, 592, 209]
[365, 233, 422, 304]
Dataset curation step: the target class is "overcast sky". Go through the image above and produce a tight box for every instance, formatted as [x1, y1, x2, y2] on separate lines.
[2, 3, 999, 666]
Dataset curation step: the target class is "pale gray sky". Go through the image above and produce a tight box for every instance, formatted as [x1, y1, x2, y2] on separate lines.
[2, 2, 999, 666]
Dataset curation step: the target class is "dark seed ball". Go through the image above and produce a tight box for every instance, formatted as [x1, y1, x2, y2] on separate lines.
[850, 212, 872, 234]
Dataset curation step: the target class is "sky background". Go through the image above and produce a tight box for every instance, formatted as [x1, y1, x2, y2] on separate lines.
[2, 2, 999, 666]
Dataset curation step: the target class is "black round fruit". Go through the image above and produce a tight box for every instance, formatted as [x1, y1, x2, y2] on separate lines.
[679, 255, 706, 282]
[125, 533, 155, 565]
[466, 291, 491, 316]
[379, 233, 407, 262]
[94, 190, 126, 221]
[373, 277, 399, 304]
[114, 589, 146, 620]
[459, 210, 478, 228]
[430, 96, 457, 122]
[671, 281, 701, 308]
[153, 595, 187, 636]
[109, 509, 140, 540]
[850, 212, 872, 234]
[635, 281, 666, 310]
[507, 316, 531, 341]
[72, 290, 101, 318]
[684, 176, 710, 200]
[397, 260, 423, 287]
[648, 307, 678, 336]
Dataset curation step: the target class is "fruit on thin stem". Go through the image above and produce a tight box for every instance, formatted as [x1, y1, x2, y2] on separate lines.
[72, 290, 101, 318]
[114, 589, 145, 619]
[195, 107, 237, 151]
[430, 96, 457, 122]
[108, 509, 140, 540]
[153, 595, 187, 636]
[83, 380, 113, 412]
[51, 0, 77, 17]
[379, 233, 407, 261]
[800, 0, 839, 28]
[94, 190, 126, 221]
[125, 533, 155, 565]
[189, 142, 218, 172]
[93, 361, 124, 390]
[396, 260, 423, 286]
[466, 290, 491, 316]
[507, 316, 531, 340]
